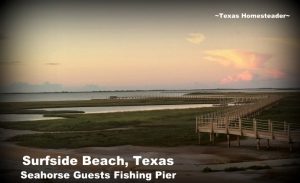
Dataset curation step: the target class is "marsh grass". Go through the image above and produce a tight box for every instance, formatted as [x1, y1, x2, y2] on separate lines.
[3, 107, 217, 148]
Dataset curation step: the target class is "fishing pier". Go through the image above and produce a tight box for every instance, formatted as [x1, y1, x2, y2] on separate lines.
[196, 95, 300, 151]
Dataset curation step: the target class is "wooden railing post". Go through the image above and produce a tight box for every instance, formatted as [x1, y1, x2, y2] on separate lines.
[268, 119, 273, 140]
[253, 118, 257, 137]
[210, 121, 215, 144]
[239, 117, 242, 135]
[225, 117, 229, 134]
[195, 117, 198, 133]
[270, 122, 273, 139]
[253, 118, 260, 150]
[227, 134, 231, 148]
[267, 119, 271, 149]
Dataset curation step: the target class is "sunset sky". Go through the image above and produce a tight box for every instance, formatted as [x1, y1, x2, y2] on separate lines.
[1, 0, 299, 92]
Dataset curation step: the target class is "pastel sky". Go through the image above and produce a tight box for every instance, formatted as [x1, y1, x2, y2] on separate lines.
[1, 0, 299, 91]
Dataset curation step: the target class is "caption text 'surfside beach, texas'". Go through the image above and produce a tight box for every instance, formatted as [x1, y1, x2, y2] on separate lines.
[0, 0, 300, 182]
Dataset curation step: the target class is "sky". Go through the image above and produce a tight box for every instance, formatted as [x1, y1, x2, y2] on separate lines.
[1, 0, 299, 92]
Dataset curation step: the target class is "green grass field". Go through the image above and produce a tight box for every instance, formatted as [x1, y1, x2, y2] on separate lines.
[2, 107, 217, 148]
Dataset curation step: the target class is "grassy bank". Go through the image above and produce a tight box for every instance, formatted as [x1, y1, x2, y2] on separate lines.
[0, 107, 216, 131]
[7, 125, 214, 148]
[2, 107, 221, 148]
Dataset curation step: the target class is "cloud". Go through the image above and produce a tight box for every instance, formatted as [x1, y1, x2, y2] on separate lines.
[220, 71, 253, 84]
[204, 49, 285, 84]
[45, 62, 60, 66]
[265, 68, 285, 79]
[186, 33, 205, 45]
[204, 49, 271, 69]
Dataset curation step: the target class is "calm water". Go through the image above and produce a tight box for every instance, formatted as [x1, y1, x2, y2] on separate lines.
[37, 104, 214, 114]
[0, 104, 214, 122]
[0, 114, 63, 122]
[0, 91, 187, 102]
[0, 89, 297, 102]
[0, 89, 296, 122]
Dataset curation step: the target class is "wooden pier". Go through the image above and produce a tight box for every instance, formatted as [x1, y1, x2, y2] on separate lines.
[196, 95, 300, 151]
[112, 94, 269, 105]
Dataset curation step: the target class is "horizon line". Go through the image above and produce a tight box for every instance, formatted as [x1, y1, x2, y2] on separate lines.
[1, 87, 300, 94]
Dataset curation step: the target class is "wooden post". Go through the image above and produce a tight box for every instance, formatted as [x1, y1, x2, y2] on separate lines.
[210, 121, 214, 144]
[256, 138, 260, 150]
[253, 118, 256, 136]
[227, 134, 231, 148]
[198, 133, 201, 145]
[237, 135, 240, 147]
[239, 117, 242, 136]
[267, 119, 272, 142]
[225, 117, 229, 134]
[195, 117, 198, 133]
[270, 121, 273, 139]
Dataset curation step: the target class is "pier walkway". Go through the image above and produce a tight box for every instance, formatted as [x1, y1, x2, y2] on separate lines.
[195, 95, 300, 151]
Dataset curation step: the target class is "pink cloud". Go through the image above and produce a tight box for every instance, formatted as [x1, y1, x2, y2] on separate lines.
[220, 71, 253, 84]
[204, 49, 271, 70]
[265, 68, 285, 79]
[204, 49, 287, 85]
